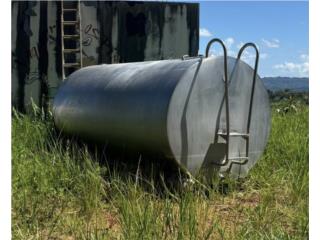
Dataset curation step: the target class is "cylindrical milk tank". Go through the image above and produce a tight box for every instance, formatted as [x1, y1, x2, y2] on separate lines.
[53, 56, 270, 178]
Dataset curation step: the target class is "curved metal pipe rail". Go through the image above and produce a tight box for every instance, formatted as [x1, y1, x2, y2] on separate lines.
[237, 43, 259, 134]
[205, 40, 260, 167]
[236, 42, 259, 165]
[205, 38, 230, 166]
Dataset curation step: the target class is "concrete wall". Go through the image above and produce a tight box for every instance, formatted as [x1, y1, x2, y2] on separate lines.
[11, 1, 199, 112]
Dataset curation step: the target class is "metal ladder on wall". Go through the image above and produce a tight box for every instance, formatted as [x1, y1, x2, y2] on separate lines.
[205, 38, 260, 167]
[61, 0, 83, 80]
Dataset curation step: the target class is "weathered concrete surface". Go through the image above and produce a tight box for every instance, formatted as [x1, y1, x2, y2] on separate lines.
[47, 1, 60, 101]
[11, 1, 199, 112]
[11, 2, 19, 109]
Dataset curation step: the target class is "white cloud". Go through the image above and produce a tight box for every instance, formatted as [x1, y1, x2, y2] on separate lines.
[273, 61, 309, 77]
[224, 37, 234, 48]
[300, 54, 309, 60]
[208, 49, 236, 58]
[235, 52, 267, 61]
[240, 51, 257, 67]
[228, 50, 236, 58]
[208, 49, 222, 57]
[199, 28, 213, 37]
[238, 49, 266, 65]
[236, 42, 244, 49]
[261, 38, 280, 48]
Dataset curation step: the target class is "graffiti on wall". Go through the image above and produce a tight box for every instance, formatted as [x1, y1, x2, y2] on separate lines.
[12, 1, 199, 112]
[82, 23, 100, 66]
[82, 23, 99, 46]
[12, 50, 41, 85]
[49, 24, 57, 43]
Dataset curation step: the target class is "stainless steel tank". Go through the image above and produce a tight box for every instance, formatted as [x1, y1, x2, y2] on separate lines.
[53, 39, 271, 178]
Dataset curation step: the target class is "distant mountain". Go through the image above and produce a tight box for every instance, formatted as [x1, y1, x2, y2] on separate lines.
[262, 77, 309, 92]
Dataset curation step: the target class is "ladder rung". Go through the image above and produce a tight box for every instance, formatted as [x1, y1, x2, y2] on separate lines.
[63, 48, 80, 53]
[218, 131, 249, 137]
[63, 34, 80, 39]
[62, 21, 79, 25]
[64, 62, 80, 68]
[63, 8, 78, 12]
[228, 157, 248, 160]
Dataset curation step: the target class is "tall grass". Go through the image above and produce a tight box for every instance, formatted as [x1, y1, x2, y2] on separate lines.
[12, 99, 308, 239]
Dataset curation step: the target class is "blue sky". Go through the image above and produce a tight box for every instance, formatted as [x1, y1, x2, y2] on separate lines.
[197, 1, 309, 77]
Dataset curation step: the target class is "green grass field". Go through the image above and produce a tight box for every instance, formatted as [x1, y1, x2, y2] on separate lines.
[12, 98, 308, 239]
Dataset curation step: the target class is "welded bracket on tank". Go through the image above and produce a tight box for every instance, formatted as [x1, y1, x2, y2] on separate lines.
[180, 55, 204, 169]
[205, 38, 231, 167]
[181, 55, 204, 60]
[237, 42, 259, 164]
